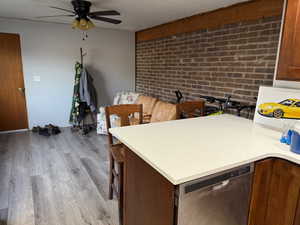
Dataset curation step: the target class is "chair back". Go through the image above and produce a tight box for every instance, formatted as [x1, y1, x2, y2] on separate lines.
[136, 95, 158, 115]
[105, 104, 143, 145]
[177, 101, 205, 118]
[150, 101, 178, 123]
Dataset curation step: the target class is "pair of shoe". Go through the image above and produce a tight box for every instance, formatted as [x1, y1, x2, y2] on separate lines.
[39, 127, 51, 137]
[32, 124, 61, 137]
[45, 124, 61, 135]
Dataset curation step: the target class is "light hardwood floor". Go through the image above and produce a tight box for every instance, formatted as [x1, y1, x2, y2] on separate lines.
[0, 128, 119, 225]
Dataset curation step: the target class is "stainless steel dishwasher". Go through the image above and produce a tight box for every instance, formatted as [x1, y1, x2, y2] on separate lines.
[177, 164, 254, 225]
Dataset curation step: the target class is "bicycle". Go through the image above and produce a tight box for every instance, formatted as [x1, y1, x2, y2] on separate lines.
[174, 90, 256, 119]
[200, 95, 256, 119]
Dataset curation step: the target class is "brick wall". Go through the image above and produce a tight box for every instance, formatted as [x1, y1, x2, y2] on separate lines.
[136, 16, 282, 106]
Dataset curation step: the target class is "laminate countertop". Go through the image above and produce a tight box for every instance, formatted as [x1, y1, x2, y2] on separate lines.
[110, 114, 300, 185]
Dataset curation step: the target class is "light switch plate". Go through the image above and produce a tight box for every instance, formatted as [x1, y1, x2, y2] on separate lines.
[33, 76, 41, 82]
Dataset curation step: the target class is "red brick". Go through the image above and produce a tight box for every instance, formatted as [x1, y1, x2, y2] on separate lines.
[136, 16, 281, 109]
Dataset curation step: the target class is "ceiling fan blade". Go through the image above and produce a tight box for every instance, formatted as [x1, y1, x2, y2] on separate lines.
[36, 14, 74, 18]
[90, 16, 122, 24]
[89, 10, 120, 16]
[50, 6, 75, 14]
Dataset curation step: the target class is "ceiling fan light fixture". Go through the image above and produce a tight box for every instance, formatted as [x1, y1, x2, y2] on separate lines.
[87, 20, 95, 29]
[73, 18, 95, 30]
[46, 0, 121, 30]
[79, 18, 88, 27]
[72, 18, 80, 29]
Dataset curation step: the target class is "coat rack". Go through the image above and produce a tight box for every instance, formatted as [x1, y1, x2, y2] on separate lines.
[77, 47, 96, 135]
[80, 47, 87, 68]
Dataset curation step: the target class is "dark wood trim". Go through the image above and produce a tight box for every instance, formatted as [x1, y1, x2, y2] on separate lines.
[136, 0, 284, 42]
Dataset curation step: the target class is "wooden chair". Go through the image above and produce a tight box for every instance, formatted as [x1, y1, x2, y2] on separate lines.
[177, 101, 205, 118]
[150, 101, 178, 123]
[105, 104, 143, 225]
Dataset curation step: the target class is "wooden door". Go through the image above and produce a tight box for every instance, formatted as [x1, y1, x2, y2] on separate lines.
[277, 0, 300, 81]
[0, 33, 28, 131]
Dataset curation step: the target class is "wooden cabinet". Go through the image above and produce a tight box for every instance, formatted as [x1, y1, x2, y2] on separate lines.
[248, 159, 275, 225]
[123, 149, 300, 225]
[124, 149, 175, 225]
[265, 160, 300, 225]
[248, 159, 300, 225]
[277, 0, 300, 81]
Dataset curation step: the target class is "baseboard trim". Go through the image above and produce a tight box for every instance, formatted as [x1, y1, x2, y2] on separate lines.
[0, 129, 29, 134]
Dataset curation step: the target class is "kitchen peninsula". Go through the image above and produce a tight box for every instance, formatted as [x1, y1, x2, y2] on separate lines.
[110, 114, 300, 225]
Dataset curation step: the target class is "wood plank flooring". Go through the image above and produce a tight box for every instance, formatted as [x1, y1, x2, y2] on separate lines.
[0, 128, 118, 225]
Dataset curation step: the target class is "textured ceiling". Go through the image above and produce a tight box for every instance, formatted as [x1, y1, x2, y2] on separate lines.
[0, 0, 249, 31]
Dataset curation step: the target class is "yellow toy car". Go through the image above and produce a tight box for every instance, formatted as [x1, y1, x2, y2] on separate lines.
[258, 98, 300, 119]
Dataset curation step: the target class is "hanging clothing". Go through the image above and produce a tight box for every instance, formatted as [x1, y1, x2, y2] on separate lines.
[79, 68, 97, 113]
[69, 62, 82, 125]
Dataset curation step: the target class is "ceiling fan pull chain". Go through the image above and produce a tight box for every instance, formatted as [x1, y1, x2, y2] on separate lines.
[82, 31, 88, 41]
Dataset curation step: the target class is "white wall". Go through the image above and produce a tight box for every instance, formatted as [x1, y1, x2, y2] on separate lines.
[0, 19, 135, 128]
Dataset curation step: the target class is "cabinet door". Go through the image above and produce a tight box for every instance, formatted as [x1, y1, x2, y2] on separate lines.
[264, 159, 300, 225]
[277, 0, 300, 81]
[124, 148, 175, 225]
[248, 159, 275, 225]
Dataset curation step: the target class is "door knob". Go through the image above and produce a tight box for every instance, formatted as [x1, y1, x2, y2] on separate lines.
[18, 87, 25, 93]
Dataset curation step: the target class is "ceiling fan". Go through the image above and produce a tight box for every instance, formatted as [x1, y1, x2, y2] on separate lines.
[37, 0, 122, 30]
